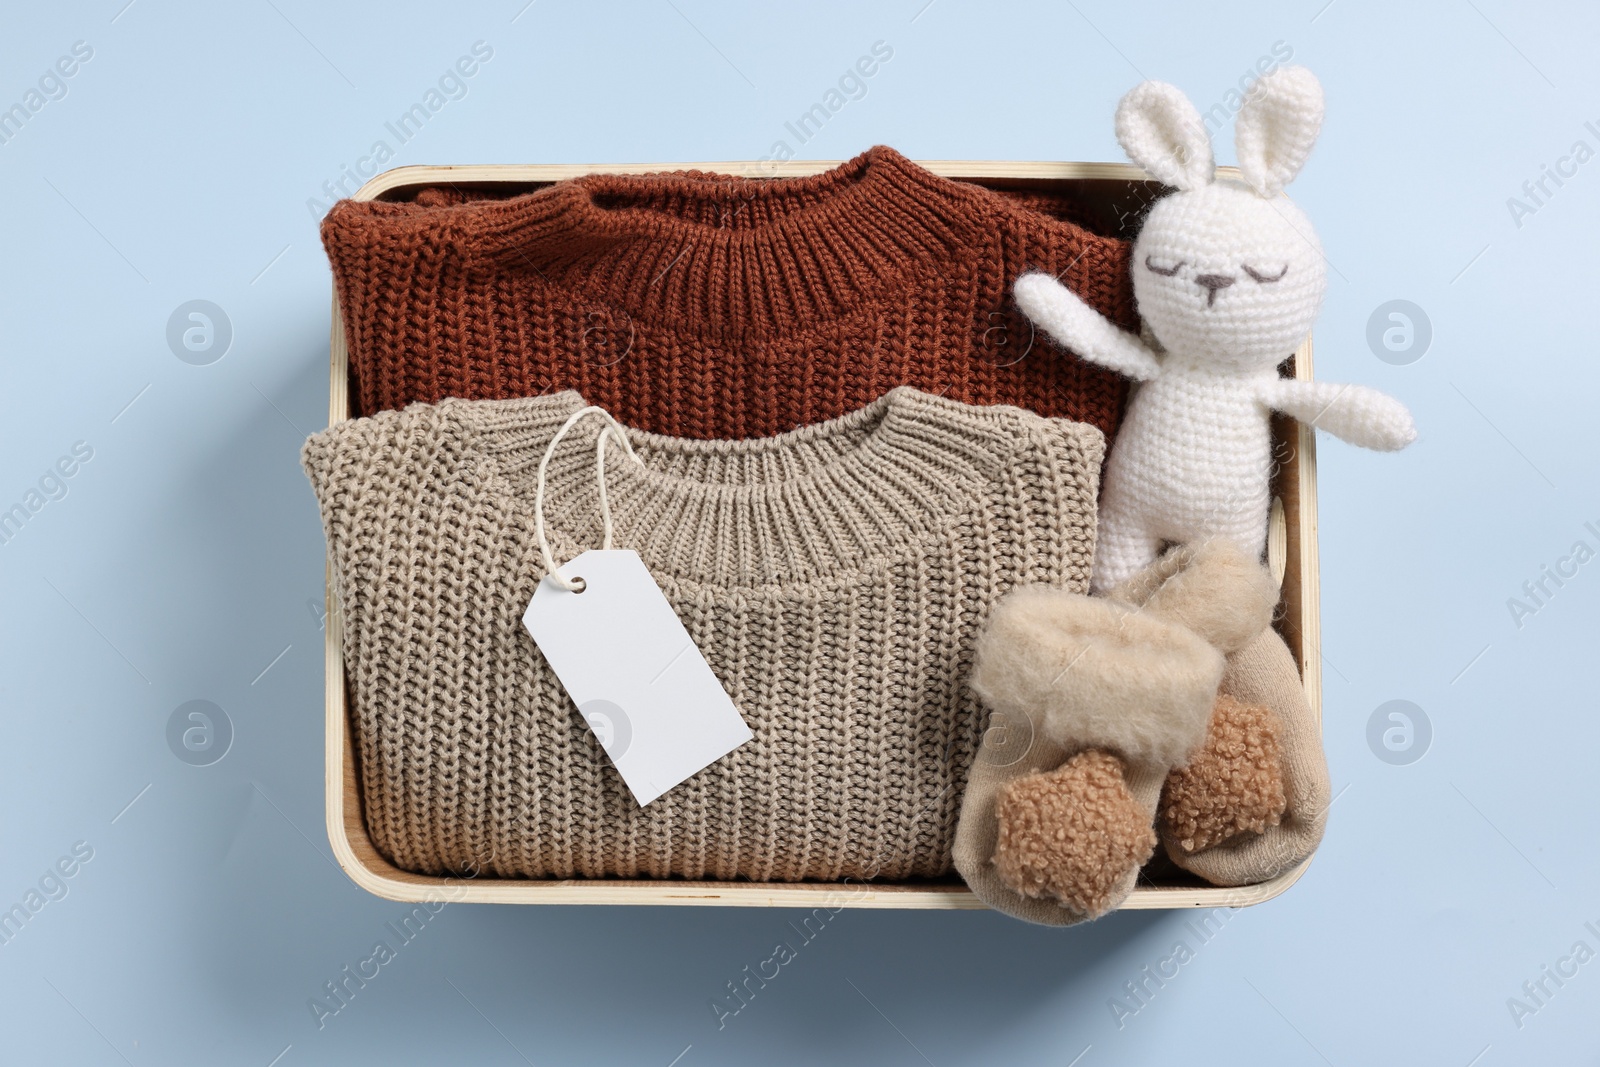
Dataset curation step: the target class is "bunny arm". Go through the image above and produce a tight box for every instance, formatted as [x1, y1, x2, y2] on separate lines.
[1256, 378, 1417, 452]
[1013, 273, 1163, 382]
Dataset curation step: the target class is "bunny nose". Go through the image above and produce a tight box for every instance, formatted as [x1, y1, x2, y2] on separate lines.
[1194, 273, 1234, 307]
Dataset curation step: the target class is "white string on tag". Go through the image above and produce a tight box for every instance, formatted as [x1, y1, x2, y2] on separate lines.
[533, 405, 644, 592]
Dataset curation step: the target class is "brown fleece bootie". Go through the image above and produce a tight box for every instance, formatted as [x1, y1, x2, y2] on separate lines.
[992, 751, 1159, 917]
[1160, 694, 1287, 854]
[1158, 628, 1329, 886]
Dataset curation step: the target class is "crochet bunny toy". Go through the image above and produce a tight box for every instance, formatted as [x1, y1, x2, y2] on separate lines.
[1015, 66, 1417, 592]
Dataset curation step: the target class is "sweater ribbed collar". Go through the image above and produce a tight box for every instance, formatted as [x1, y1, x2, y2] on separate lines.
[449, 388, 1028, 588]
[451, 147, 995, 339]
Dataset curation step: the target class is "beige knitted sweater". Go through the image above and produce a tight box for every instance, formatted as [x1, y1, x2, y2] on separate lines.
[303, 388, 1103, 881]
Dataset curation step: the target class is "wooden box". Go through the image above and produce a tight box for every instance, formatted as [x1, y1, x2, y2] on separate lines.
[323, 160, 1321, 910]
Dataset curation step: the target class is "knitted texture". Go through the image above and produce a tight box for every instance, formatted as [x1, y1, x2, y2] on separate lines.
[1013, 68, 1415, 591]
[321, 146, 1137, 441]
[302, 388, 1104, 881]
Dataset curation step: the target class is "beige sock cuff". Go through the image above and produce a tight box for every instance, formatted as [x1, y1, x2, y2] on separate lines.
[969, 588, 1221, 769]
[1109, 538, 1280, 655]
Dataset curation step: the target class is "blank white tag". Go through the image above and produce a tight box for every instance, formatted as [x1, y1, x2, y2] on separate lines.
[521, 549, 752, 806]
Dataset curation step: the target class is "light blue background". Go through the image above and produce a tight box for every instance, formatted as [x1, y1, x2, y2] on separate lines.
[1, 1, 1595, 1063]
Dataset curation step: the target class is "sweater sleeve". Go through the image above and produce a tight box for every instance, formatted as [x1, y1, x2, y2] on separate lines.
[302, 406, 398, 511]
[1019, 414, 1108, 594]
[301, 404, 464, 612]
[301, 404, 461, 498]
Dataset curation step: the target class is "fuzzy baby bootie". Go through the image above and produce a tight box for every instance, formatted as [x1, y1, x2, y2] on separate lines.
[1119, 541, 1328, 886]
[1158, 627, 1329, 886]
[954, 540, 1278, 924]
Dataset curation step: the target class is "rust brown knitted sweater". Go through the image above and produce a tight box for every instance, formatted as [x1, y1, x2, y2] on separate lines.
[322, 146, 1136, 439]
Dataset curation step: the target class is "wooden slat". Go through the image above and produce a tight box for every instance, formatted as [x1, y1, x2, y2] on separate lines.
[323, 160, 1321, 909]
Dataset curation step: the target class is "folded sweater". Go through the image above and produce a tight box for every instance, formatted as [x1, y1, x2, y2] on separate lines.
[321, 146, 1135, 440]
[303, 389, 1104, 881]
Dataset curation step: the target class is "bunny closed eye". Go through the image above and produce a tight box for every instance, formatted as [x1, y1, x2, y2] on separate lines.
[1144, 256, 1185, 277]
[1241, 264, 1288, 284]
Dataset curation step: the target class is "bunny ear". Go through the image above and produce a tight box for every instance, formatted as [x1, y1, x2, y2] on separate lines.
[1115, 81, 1215, 191]
[1235, 66, 1324, 198]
